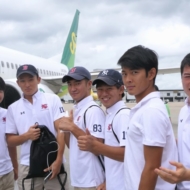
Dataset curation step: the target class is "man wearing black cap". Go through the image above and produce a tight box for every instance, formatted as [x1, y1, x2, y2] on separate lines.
[59, 66, 105, 190]
[5, 65, 67, 190]
[77, 69, 130, 190]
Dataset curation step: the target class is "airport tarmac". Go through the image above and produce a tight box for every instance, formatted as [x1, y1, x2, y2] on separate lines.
[14, 101, 184, 190]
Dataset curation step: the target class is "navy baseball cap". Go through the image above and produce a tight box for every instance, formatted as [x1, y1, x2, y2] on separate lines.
[62, 66, 91, 83]
[17, 64, 38, 78]
[93, 69, 123, 86]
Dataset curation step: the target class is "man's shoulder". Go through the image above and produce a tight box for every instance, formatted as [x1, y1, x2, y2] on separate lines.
[179, 104, 187, 116]
[42, 92, 60, 101]
[0, 107, 7, 115]
[8, 98, 22, 109]
[85, 101, 103, 112]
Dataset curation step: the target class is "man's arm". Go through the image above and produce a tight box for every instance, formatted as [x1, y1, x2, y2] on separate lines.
[63, 132, 70, 148]
[6, 125, 40, 146]
[138, 145, 163, 190]
[47, 119, 65, 179]
[155, 161, 190, 183]
[59, 110, 88, 139]
[78, 130, 124, 162]
[8, 146, 18, 180]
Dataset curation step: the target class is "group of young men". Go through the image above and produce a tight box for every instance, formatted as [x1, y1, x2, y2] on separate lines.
[0, 45, 190, 190]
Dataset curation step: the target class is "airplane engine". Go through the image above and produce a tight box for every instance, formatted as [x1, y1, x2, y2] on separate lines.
[1, 80, 55, 108]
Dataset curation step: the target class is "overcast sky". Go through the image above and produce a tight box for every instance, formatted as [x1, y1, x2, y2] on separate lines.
[0, 0, 190, 89]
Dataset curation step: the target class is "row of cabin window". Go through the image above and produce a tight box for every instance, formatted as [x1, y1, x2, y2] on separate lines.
[1, 61, 62, 76]
[167, 92, 181, 96]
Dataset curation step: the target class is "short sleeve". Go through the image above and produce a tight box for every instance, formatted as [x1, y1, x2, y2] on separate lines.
[142, 107, 167, 147]
[85, 106, 105, 139]
[52, 95, 65, 121]
[112, 110, 130, 146]
[6, 106, 18, 134]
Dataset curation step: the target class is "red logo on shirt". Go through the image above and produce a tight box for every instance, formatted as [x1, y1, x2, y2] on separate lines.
[69, 67, 76, 73]
[77, 116, 81, 121]
[2, 117, 6, 122]
[41, 104, 48, 109]
[108, 124, 112, 130]
[22, 65, 28, 70]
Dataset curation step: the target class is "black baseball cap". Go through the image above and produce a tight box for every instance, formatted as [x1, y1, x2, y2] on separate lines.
[17, 64, 38, 78]
[62, 66, 91, 83]
[93, 69, 123, 86]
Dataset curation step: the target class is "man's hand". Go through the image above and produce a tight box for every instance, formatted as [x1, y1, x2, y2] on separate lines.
[59, 110, 75, 132]
[155, 161, 189, 184]
[78, 129, 97, 152]
[44, 159, 62, 180]
[27, 124, 40, 140]
[97, 182, 106, 190]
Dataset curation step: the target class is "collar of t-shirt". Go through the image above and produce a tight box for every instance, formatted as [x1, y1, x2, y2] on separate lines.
[106, 100, 126, 115]
[74, 95, 93, 110]
[132, 91, 160, 111]
[21, 90, 42, 102]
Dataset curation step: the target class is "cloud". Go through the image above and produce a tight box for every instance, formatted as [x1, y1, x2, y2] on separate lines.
[0, 0, 189, 89]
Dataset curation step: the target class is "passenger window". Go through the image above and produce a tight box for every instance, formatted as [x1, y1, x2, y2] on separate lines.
[1, 61, 4, 67]
[11, 63, 14, 69]
[7, 62, 10, 68]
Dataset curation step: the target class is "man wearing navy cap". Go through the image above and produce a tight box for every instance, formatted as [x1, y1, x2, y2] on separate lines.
[59, 66, 105, 190]
[78, 69, 130, 190]
[6, 64, 67, 190]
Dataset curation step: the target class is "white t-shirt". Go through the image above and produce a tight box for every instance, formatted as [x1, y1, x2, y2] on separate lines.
[0, 107, 13, 175]
[104, 100, 130, 190]
[124, 92, 178, 190]
[177, 97, 190, 189]
[6, 91, 65, 166]
[69, 95, 105, 188]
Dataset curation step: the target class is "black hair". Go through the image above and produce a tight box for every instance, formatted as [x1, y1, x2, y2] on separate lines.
[96, 81, 125, 98]
[180, 53, 190, 75]
[0, 77, 5, 92]
[154, 85, 159, 91]
[117, 45, 158, 83]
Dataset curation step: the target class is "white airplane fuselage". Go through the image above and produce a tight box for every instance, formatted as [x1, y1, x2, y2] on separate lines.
[0, 46, 68, 79]
[0, 46, 68, 108]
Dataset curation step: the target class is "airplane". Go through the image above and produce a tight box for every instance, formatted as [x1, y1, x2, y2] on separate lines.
[0, 10, 80, 109]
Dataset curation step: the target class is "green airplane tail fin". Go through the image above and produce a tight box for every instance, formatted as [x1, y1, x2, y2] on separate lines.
[60, 9, 80, 69]
[58, 10, 80, 98]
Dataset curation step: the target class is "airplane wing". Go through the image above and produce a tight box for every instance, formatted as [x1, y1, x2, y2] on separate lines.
[157, 67, 180, 74]
[90, 67, 180, 81]
[41, 76, 65, 86]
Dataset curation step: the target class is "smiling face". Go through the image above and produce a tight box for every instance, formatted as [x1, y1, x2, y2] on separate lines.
[121, 67, 156, 103]
[17, 74, 41, 99]
[96, 83, 124, 108]
[182, 65, 190, 97]
[67, 79, 92, 103]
